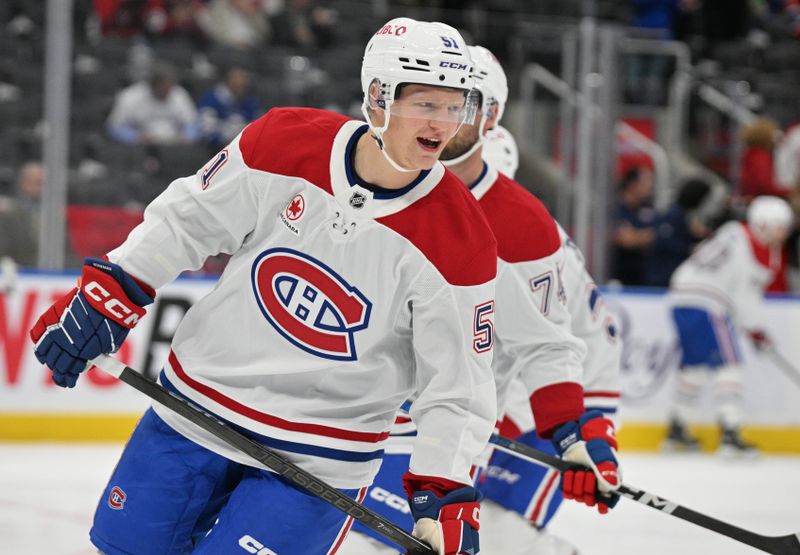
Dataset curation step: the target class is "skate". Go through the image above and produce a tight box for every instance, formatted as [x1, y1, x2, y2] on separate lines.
[662, 419, 701, 452]
[717, 426, 759, 459]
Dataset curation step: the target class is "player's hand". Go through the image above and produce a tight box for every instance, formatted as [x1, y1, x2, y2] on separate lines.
[408, 486, 481, 555]
[748, 329, 772, 352]
[552, 410, 621, 514]
[29, 258, 154, 388]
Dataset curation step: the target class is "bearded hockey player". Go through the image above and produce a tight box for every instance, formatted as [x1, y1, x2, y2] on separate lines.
[341, 45, 621, 555]
[29, 18, 499, 555]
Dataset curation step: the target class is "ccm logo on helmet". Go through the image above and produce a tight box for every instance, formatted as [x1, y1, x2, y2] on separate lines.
[251, 248, 372, 361]
[84, 281, 141, 326]
[440, 61, 468, 70]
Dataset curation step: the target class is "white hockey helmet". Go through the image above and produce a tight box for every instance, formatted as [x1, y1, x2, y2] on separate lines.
[442, 45, 509, 167]
[747, 195, 794, 243]
[361, 18, 477, 171]
[469, 45, 509, 123]
[482, 125, 519, 178]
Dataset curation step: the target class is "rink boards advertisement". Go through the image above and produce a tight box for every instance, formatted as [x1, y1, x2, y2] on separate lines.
[1, 273, 799, 451]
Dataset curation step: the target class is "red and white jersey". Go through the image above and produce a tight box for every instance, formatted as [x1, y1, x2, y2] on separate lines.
[107, 108, 498, 489]
[497, 224, 621, 435]
[556, 224, 621, 413]
[385, 164, 587, 456]
[469, 164, 587, 434]
[669, 221, 775, 330]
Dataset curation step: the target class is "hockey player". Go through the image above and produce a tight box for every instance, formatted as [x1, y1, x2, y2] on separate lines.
[341, 45, 621, 555]
[28, 19, 498, 555]
[468, 106, 623, 555]
[664, 195, 794, 455]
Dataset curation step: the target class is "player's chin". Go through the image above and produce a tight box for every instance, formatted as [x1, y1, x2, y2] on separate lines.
[412, 153, 440, 170]
[412, 145, 445, 169]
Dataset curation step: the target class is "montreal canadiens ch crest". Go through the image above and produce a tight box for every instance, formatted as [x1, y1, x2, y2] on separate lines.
[251, 248, 372, 361]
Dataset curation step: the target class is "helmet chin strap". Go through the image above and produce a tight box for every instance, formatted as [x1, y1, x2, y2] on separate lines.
[361, 102, 419, 173]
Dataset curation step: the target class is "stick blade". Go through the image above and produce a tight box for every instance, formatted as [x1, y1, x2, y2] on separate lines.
[765, 533, 800, 555]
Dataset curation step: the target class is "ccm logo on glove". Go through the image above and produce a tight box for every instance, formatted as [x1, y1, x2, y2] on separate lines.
[80, 263, 149, 328]
[83, 281, 142, 327]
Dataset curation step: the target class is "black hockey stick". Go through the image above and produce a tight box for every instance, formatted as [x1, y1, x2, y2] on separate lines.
[489, 433, 800, 555]
[765, 347, 800, 389]
[90, 355, 435, 555]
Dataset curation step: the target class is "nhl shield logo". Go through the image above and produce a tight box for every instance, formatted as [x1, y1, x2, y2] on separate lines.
[349, 191, 367, 209]
[251, 248, 372, 360]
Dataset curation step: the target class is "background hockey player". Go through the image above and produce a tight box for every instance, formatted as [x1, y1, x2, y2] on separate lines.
[471, 111, 623, 555]
[28, 18, 498, 555]
[664, 195, 795, 456]
[342, 45, 621, 555]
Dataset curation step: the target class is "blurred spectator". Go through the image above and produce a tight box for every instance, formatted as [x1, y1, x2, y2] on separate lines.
[200, 0, 271, 50]
[740, 117, 788, 199]
[271, 0, 337, 49]
[645, 178, 712, 286]
[632, 0, 687, 38]
[107, 61, 199, 145]
[0, 161, 42, 266]
[625, 0, 700, 104]
[198, 66, 261, 149]
[147, 0, 208, 46]
[611, 166, 656, 285]
[92, 0, 163, 37]
[775, 122, 800, 190]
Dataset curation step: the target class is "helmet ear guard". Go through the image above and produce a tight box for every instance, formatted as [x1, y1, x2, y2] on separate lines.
[367, 79, 386, 110]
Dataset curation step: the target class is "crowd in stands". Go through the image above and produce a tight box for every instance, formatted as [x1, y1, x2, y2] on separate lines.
[2, 0, 800, 286]
[611, 126, 800, 291]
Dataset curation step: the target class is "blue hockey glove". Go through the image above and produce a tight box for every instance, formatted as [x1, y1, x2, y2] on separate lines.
[552, 410, 621, 514]
[30, 258, 154, 388]
[408, 485, 481, 555]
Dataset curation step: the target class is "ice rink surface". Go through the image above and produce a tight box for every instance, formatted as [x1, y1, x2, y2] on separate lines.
[0, 444, 798, 555]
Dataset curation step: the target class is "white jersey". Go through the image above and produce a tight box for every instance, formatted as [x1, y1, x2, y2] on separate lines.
[107, 108, 498, 489]
[470, 165, 586, 431]
[387, 164, 587, 456]
[502, 224, 622, 434]
[556, 224, 621, 411]
[669, 221, 775, 330]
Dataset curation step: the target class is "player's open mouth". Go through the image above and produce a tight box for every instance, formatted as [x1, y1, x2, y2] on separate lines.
[417, 137, 442, 152]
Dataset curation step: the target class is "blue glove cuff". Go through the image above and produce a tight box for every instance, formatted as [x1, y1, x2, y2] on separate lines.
[409, 486, 482, 522]
[552, 410, 609, 455]
[552, 420, 580, 455]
